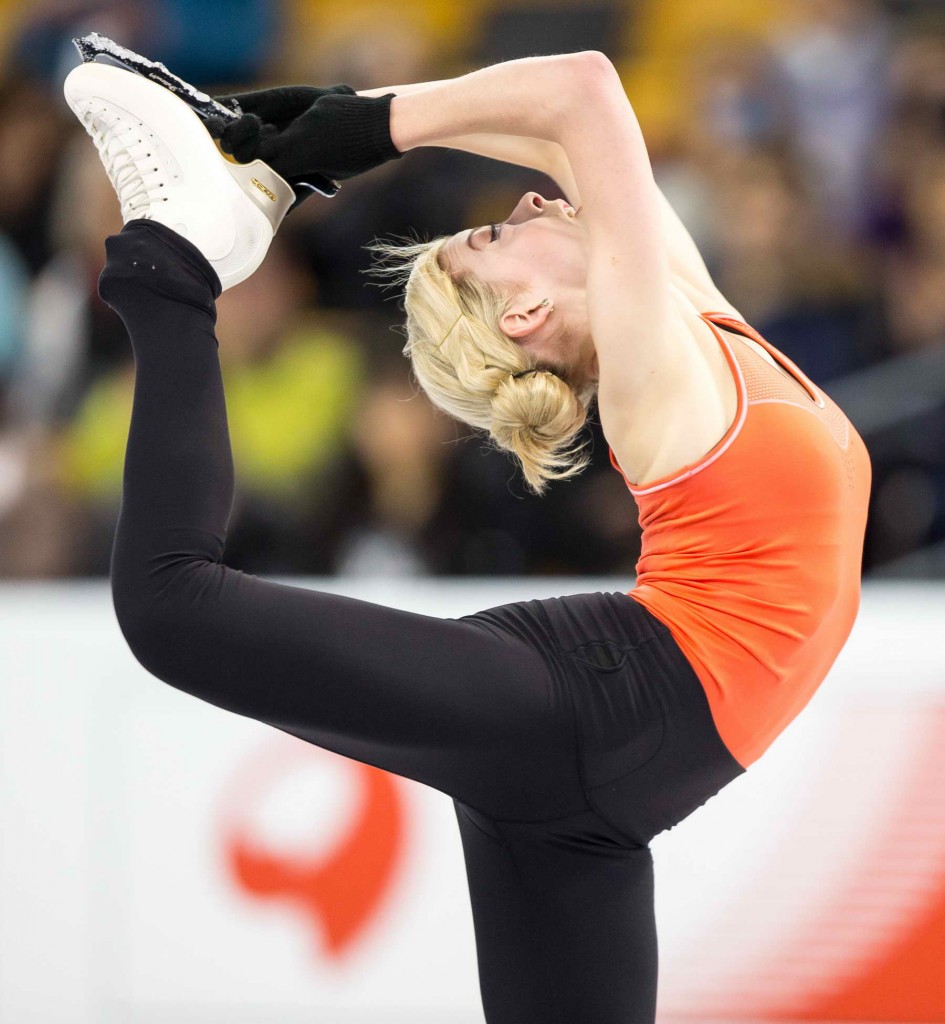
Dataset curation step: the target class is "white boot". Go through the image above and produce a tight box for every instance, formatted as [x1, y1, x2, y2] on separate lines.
[64, 61, 295, 291]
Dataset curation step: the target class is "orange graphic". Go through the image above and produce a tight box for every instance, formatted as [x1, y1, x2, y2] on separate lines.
[218, 738, 408, 959]
[794, 706, 945, 1022]
[669, 704, 945, 1021]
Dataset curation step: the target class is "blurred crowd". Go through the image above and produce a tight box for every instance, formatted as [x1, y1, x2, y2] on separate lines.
[0, 0, 943, 579]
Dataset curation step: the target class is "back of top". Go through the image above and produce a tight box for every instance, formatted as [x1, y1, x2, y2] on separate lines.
[610, 312, 872, 767]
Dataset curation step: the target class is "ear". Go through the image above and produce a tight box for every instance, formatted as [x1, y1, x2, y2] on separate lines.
[500, 297, 554, 339]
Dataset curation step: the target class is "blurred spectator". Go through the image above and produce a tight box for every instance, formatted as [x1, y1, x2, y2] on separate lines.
[866, 133, 945, 574]
[147, 0, 282, 86]
[284, 0, 473, 87]
[0, 0, 943, 578]
[308, 356, 460, 576]
[879, 32, 945, 213]
[0, 79, 69, 273]
[9, 131, 124, 426]
[701, 145, 872, 381]
[882, 145, 945, 353]
[7, 0, 278, 90]
[0, 233, 28, 402]
[0, 428, 86, 577]
[304, 352, 641, 577]
[8, 1, 148, 89]
[769, 0, 892, 240]
[58, 235, 364, 574]
[686, 36, 784, 152]
[475, 2, 626, 65]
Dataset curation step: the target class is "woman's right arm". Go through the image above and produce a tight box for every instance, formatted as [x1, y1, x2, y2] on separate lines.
[268, 66, 736, 318]
[359, 79, 576, 194]
[385, 53, 593, 152]
[387, 54, 716, 404]
[367, 79, 715, 297]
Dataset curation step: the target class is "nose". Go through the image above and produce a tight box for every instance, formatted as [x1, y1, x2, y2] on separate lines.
[506, 191, 546, 224]
[506, 192, 575, 226]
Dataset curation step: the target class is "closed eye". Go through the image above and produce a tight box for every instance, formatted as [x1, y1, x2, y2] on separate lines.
[489, 222, 500, 242]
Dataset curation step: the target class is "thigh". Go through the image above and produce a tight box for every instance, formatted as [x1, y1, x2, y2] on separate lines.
[454, 801, 658, 1024]
[133, 566, 587, 821]
[532, 591, 746, 844]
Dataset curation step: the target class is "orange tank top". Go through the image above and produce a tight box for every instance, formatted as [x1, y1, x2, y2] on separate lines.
[609, 312, 871, 768]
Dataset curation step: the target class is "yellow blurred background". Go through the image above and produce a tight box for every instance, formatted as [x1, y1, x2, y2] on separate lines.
[0, 0, 943, 580]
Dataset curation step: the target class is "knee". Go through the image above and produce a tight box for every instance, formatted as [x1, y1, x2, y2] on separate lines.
[112, 579, 183, 683]
[110, 555, 214, 683]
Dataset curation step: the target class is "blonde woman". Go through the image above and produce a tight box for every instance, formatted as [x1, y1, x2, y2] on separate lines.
[66, 51, 870, 1023]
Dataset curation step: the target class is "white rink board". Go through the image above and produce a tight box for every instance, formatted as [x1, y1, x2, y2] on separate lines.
[0, 579, 942, 1024]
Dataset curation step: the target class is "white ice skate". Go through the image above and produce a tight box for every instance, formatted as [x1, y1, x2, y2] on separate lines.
[63, 61, 295, 291]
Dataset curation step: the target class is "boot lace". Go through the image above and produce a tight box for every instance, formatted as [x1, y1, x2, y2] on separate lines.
[81, 106, 168, 221]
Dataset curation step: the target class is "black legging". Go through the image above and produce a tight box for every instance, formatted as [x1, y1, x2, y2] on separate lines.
[102, 220, 745, 1024]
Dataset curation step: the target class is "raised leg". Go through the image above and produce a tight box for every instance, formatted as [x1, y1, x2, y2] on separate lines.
[101, 219, 588, 824]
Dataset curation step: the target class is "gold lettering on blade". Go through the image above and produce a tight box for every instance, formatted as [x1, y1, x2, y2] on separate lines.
[251, 177, 277, 202]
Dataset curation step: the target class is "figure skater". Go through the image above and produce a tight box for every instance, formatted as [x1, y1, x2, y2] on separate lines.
[64, 51, 870, 1023]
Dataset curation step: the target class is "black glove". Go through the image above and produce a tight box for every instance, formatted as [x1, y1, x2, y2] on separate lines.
[207, 88, 401, 183]
[207, 83, 356, 165]
[218, 83, 357, 131]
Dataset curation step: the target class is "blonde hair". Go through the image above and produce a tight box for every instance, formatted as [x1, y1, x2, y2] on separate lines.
[367, 235, 594, 495]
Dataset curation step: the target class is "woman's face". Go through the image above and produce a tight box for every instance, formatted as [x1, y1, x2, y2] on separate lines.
[443, 191, 593, 379]
[445, 190, 585, 291]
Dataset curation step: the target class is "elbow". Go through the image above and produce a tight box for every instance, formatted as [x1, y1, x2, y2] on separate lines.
[573, 50, 618, 79]
[554, 50, 624, 121]
[568, 50, 621, 90]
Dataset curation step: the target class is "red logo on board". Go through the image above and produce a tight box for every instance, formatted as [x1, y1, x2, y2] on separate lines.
[218, 738, 408, 959]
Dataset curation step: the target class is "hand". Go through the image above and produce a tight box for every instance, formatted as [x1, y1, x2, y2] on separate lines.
[218, 83, 356, 130]
[208, 88, 402, 183]
[206, 83, 355, 164]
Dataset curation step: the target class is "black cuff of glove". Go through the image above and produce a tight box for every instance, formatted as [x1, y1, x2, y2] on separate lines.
[323, 92, 402, 175]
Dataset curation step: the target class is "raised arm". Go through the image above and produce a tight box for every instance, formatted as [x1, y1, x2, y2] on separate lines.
[386, 52, 690, 405]
[212, 57, 738, 489]
[364, 80, 738, 319]
[359, 79, 575, 192]
[223, 54, 720, 411]
[223, 61, 737, 328]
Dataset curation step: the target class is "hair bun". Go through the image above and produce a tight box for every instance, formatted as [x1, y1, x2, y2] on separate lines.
[366, 234, 593, 495]
[490, 370, 589, 494]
